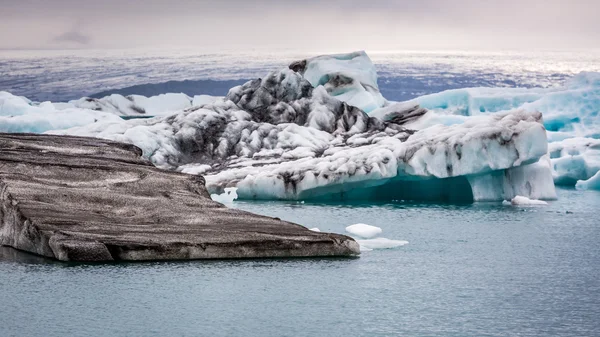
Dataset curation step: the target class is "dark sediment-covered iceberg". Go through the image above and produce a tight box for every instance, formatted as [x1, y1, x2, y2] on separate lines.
[0, 134, 359, 261]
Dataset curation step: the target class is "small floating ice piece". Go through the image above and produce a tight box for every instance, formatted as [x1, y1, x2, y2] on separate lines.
[576, 171, 600, 191]
[210, 187, 238, 204]
[309, 228, 321, 232]
[360, 245, 374, 252]
[357, 238, 409, 250]
[505, 195, 548, 206]
[345, 224, 383, 239]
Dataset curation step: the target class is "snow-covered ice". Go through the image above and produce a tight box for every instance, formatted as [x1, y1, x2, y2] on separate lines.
[345, 224, 383, 239]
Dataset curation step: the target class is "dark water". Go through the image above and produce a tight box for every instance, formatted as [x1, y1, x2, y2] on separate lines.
[1, 188, 599, 337]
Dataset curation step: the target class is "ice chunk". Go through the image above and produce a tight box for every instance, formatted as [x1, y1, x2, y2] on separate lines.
[289, 51, 387, 113]
[505, 196, 548, 206]
[548, 137, 600, 186]
[345, 224, 383, 239]
[357, 238, 409, 250]
[210, 187, 238, 204]
[309, 228, 321, 232]
[576, 171, 600, 191]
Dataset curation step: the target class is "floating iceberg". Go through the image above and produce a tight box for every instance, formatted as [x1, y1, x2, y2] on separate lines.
[346, 224, 383, 239]
[3, 51, 568, 202]
[389, 71, 600, 192]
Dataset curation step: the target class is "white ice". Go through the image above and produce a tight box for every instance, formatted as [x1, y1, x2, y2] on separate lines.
[356, 238, 409, 250]
[0, 91, 123, 133]
[576, 171, 600, 191]
[345, 224, 383, 239]
[210, 187, 238, 204]
[504, 195, 548, 206]
[297, 51, 387, 113]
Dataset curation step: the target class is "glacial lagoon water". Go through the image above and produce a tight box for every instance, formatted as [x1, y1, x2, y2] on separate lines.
[1, 187, 599, 337]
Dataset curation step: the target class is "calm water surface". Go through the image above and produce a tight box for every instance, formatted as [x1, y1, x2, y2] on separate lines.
[1, 188, 599, 337]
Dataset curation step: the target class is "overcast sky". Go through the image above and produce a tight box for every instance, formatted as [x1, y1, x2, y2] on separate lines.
[1, 0, 598, 51]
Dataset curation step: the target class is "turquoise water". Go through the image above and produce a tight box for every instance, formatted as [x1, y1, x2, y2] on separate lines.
[1, 188, 599, 337]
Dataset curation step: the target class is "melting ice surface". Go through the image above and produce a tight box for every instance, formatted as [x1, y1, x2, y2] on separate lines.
[1, 50, 599, 200]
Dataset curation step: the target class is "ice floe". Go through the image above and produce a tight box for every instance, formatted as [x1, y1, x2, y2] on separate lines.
[356, 238, 410, 250]
[345, 224, 383, 239]
[343, 223, 408, 251]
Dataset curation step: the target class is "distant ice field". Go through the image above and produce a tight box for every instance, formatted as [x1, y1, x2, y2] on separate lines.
[1, 49, 599, 102]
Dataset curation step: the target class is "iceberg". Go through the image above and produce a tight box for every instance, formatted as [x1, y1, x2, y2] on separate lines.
[548, 137, 600, 186]
[398, 71, 600, 191]
[3, 51, 562, 203]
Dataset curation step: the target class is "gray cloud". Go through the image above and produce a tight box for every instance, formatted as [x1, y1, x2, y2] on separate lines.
[0, 0, 598, 51]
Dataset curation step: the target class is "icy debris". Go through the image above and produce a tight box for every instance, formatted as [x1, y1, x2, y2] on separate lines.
[309, 228, 321, 232]
[345, 224, 383, 239]
[210, 187, 238, 204]
[356, 238, 410, 250]
[504, 196, 548, 206]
